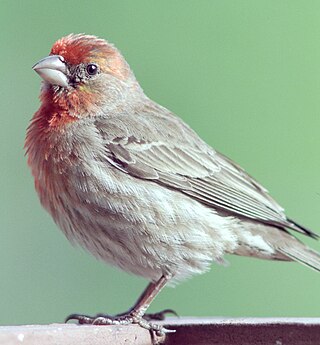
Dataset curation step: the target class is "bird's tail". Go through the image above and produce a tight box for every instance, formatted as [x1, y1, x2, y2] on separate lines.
[277, 244, 320, 272]
[233, 221, 320, 272]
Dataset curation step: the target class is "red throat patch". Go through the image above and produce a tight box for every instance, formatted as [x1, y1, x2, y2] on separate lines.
[38, 87, 100, 128]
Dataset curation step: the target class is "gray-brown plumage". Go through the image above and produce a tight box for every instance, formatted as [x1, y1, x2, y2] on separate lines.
[26, 34, 320, 335]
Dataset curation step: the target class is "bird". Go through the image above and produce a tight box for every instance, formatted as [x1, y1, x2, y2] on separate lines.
[26, 33, 320, 336]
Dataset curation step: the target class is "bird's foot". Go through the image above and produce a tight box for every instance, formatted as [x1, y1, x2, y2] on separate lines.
[65, 311, 175, 336]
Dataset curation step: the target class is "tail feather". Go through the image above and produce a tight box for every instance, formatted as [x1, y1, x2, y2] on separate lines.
[235, 220, 320, 272]
[277, 245, 320, 272]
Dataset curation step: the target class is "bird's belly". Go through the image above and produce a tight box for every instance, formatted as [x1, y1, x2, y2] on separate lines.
[41, 165, 238, 283]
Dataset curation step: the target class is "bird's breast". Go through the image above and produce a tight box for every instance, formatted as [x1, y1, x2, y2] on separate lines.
[26, 120, 239, 282]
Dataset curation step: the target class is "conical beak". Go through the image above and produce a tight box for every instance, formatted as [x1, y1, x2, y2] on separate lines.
[32, 55, 68, 87]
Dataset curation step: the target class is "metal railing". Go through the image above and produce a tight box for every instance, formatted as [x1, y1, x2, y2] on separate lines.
[1, 317, 320, 344]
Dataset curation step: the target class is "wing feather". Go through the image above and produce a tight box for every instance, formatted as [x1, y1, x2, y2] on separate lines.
[95, 110, 316, 237]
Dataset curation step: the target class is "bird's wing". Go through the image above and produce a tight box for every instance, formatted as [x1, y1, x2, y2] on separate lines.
[96, 109, 315, 237]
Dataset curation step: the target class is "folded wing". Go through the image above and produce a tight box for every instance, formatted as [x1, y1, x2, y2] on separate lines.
[95, 109, 317, 238]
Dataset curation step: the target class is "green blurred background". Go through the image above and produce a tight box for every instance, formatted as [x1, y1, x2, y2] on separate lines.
[1, 0, 320, 326]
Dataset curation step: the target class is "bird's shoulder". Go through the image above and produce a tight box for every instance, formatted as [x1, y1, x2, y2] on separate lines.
[95, 100, 207, 150]
[95, 101, 220, 179]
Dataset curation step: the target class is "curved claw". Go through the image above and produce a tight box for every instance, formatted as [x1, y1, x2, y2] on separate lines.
[65, 313, 95, 324]
[153, 325, 176, 336]
[144, 308, 179, 321]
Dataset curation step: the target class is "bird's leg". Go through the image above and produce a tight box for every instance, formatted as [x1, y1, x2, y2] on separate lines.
[65, 274, 175, 335]
[115, 276, 178, 321]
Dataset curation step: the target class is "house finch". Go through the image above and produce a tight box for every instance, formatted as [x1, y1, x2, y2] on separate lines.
[26, 34, 320, 335]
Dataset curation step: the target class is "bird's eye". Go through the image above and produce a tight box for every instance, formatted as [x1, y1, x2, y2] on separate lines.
[86, 64, 99, 76]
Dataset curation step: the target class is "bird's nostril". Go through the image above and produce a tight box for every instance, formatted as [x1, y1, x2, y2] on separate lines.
[59, 56, 65, 63]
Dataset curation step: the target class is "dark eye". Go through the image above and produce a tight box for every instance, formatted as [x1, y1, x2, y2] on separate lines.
[86, 64, 98, 76]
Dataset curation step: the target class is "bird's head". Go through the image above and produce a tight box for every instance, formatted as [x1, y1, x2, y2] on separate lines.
[33, 34, 140, 121]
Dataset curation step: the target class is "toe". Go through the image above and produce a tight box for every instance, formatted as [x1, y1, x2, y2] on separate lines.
[65, 313, 96, 324]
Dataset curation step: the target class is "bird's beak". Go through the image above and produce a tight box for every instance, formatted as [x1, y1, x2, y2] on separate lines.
[32, 55, 68, 87]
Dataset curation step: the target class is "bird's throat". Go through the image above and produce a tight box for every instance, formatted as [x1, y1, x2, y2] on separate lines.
[39, 86, 98, 128]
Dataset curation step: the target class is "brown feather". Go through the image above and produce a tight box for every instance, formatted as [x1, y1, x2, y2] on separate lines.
[99, 105, 317, 238]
